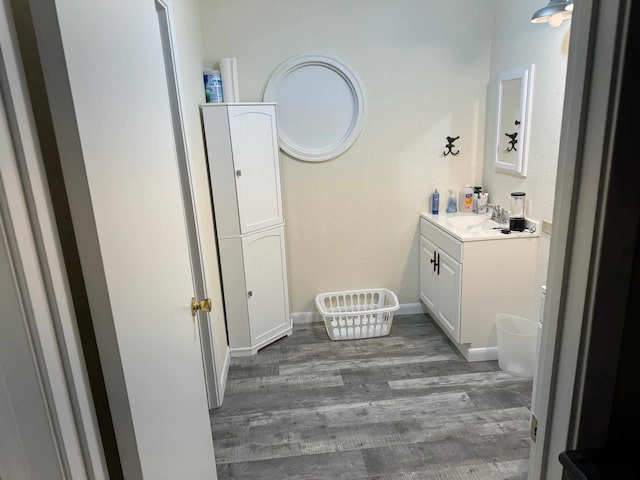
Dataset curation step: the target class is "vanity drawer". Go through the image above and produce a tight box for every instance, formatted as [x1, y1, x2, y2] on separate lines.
[420, 218, 463, 263]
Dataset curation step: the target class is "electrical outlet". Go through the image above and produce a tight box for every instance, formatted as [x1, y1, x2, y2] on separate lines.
[542, 219, 553, 235]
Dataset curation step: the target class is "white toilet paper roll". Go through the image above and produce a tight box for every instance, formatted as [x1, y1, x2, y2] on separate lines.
[220, 58, 239, 103]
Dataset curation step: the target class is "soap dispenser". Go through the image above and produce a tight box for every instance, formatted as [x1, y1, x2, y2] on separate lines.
[446, 190, 457, 213]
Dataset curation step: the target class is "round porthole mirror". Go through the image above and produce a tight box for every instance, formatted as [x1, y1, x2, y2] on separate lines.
[263, 54, 366, 162]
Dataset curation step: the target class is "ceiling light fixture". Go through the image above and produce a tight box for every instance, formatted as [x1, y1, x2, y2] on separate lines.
[531, 0, 573, 27]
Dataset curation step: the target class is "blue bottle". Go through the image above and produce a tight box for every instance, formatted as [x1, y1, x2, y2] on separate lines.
[431, 189, 440, 215]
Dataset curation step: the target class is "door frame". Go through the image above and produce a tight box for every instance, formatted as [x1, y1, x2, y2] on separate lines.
[0, 1, 107, 477]
[4, 0, 629, 477]
[531, 0, 634, 478]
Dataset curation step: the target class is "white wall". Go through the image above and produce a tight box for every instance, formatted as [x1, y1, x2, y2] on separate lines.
[171, 0, 229, 390]
[199, 0, 494, 312]
[482, 0, 570, 319]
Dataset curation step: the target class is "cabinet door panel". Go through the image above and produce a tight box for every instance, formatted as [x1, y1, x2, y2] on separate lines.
[243, 228, 290, 344]
[419, 236, 438, 311]
[436, 249, 461, 342]
[228, 106, 283, 233]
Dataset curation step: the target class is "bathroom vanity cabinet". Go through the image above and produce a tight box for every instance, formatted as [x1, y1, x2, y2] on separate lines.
[420, 229, 461, 343]
[419, 214, 538, 361]
[202, 103, 291, 356]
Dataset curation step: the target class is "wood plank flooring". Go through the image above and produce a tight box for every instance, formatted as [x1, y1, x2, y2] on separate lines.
[210, 314, 533, 479]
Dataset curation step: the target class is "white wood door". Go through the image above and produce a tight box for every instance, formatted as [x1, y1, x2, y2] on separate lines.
[436, 250, 462, 342]
[228, 105, 283, 234]
[419, 236, 438, 311]
[31, 1, 216, 478]
[243, 227, 290, 345]
[155, 1, 229, 410]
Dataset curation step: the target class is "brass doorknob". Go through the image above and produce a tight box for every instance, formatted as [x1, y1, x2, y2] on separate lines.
[191, 297, 212, 317]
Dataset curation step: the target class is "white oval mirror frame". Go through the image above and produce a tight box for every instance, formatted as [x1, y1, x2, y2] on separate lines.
[263, 54, 366, 162]
[494, 64, 535, 177]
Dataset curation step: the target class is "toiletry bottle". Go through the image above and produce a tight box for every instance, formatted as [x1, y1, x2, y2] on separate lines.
[203, 70, 223, 103]
[446, 190, 457, 213]
[459, 185, 473, 212]
[477, 192, 489, 214]
[472, 186, 482, 213]
[431, 189, 440, 215]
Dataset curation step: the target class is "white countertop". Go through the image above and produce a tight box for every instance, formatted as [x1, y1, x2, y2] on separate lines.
[421, 212, 540, 242]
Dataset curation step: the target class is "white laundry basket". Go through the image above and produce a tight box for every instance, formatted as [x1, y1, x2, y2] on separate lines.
[315, 288, 399, 341]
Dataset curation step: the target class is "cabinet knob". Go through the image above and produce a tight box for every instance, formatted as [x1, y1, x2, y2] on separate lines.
[236, 169, 242, 177]
[248, 290, 253, 298]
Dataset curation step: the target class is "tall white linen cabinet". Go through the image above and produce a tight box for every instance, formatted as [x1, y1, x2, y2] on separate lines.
[201, 103, 291, 356]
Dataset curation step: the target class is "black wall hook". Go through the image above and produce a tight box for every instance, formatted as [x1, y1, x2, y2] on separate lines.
[444, 136, 460, 156]
[505, 120, 520, 152]
[505, 131, 518, 152]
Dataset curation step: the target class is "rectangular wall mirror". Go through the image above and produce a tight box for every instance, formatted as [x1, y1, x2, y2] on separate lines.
[494, 64, 534, 177]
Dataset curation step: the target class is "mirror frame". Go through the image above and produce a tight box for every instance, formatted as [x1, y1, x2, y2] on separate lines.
[494, 64, 535, 177]
[263, 54, 366, 162]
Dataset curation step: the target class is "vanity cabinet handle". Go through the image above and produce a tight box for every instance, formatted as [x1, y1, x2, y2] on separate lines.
[430, 251, 441, 274]
[430, 251, 437, 272]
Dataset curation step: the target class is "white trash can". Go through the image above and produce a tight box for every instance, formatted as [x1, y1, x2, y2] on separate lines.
[495, 313, 538, 377]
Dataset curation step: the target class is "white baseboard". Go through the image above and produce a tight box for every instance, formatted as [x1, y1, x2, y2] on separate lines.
[291, 312, 317, 324]
[291, 302, 426, 325]
[396, 302, 426, 315]
[460, 345, 499, 362]
[229, 346, 255, 357]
